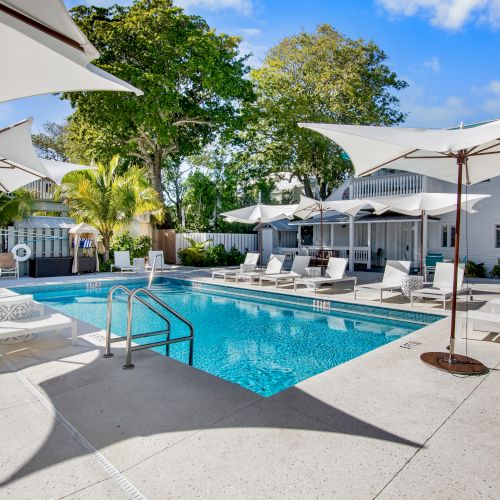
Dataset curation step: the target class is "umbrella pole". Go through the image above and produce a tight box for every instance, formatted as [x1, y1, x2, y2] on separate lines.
[420, 155, 487, 375]
[258, 221, 262, 270]
[320, 208, 324, 269]
[420, 211, 424, 277]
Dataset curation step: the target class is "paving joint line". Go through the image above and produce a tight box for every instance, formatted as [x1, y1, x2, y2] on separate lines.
[372, 369, 493, 499]
[3, 355, 148, 500]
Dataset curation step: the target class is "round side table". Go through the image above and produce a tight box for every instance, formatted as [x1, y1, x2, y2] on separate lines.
[401, 275, 424, 301]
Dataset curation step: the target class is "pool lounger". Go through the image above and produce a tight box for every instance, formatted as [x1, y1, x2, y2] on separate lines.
[259, 255, 310, 288]
[212, 252, 260, 281]
[410, 262, 470, 310]
[354, 260, 411, 302]
[0, 313, 78, 345]
[295, 257, 356, 294]
[236, 255, 285, 285]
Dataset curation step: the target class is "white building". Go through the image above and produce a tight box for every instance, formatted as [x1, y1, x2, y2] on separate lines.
[267, 169, 500, 271]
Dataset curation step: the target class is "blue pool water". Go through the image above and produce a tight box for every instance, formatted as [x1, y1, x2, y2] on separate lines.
[14, 278, 441, 396]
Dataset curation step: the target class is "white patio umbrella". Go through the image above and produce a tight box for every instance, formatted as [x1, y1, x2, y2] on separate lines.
[300, 119, 500, 374]
[293, 196, 386, 266]
[40, 159, 96, 185]
[0, 0, 142, 102]
[0, 118, 52, 191]
[221, 203, 297, 267]
[368, 192, 490, 276]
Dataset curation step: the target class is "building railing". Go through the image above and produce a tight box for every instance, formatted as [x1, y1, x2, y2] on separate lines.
[24, 179, 56, 200]
[350, 173, 423, 199]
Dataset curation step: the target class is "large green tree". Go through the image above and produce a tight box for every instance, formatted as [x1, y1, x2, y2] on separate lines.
[65, 0, 254, 208]
[56, 156, 162, 261]
[245, 24, 408, 200]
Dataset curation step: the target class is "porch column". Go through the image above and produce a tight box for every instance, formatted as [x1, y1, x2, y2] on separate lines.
[422, 213, 428, 262]
[413, 221, 418, 265]
[349, 215, 354, 272]
[297, 224, 301, 247]
[330, 224, 334, 247]
[367, 222, 372, 270]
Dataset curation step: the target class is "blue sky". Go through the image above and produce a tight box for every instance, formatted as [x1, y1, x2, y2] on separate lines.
[1, 0, 499, 131]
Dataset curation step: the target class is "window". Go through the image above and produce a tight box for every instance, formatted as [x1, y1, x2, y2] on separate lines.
[441, 225, 456, 248]
[496, 225, 500, 248]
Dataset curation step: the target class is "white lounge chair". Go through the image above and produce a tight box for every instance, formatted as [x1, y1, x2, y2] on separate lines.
[410, 262, 471, 310]
[212, 252, 260, 282]
[235, 255, 286, 285]
[145, 250, 171, 272]
[0, 252, 19, 279]
[110, 251, 141, 274]
[354, 260, 411, 302]
[259, 255, 311, 288]
[0, 313, 78, 345]
[458, 302, 500, 339]
[294, 257, 356, 294]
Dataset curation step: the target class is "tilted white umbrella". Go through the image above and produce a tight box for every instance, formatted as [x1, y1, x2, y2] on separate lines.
[293, 196, 386, 266]
[300, 119, 500, 374]
[0, 0, 142, 102]
[221, 204, 297, 267]
[367, 192, 490, 276]
[0, 117, 96, 192]
[0, 118, 51, 191]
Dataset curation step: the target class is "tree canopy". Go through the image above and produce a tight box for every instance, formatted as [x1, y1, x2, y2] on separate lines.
[65, 0, 254, 204]
[244, 24, 408, 200]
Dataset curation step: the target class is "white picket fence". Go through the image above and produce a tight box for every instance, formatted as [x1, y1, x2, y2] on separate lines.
[175, 232, 258, 263]
[1, 227, 70, 276]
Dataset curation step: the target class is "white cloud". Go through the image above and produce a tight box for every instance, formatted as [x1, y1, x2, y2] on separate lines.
[377, 0, 500, 30]
[239, 28, 262, 37]
[423, 56, 440, 73]
[175, 0, 252, 15]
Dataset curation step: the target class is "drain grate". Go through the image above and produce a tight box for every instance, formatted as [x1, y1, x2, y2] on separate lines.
[400, 341, 422, 350]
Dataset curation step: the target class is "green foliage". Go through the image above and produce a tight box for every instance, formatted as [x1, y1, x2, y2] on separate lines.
[490, 259, 500, 278]
[111, 231, 152, 259]
[65, 0, 254, 207]
[55, 155, 162, 261]
[465, 260, 486, 278]
[0, 190, 35, 227]
[32, 122, 70, 161]
[242, 24, 407, 200]
[177, 239, 244, 267]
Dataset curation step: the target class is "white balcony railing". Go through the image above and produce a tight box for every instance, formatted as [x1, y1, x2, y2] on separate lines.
[350, 173, 423, 199]
[24, 179, 56, 200]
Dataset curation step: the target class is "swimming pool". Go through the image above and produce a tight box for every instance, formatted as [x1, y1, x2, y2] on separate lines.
[13, 278, 442, 396]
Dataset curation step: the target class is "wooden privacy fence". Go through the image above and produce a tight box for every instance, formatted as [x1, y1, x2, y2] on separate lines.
[1, 227, 70, 276]
[152, 230, 258, 264]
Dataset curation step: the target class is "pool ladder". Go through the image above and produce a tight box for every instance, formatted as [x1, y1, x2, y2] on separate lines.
[103, 285, 194, 369]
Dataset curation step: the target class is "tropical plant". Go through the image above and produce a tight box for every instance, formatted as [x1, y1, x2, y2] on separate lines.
[65, 0, 254, 210]
[0, 190, 35, 227]
[465, 260, 486, 278]
[55, 156, 162, 261]
[177, 237, 212, 266]
[111, 231, 152, 259]
[490, 259, 500, 278]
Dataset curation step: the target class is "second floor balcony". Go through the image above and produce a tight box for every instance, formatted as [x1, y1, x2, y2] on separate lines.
[349, 172, 424, 199]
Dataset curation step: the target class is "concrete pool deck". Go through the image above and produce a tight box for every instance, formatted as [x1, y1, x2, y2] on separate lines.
[0, 270, 499, 499]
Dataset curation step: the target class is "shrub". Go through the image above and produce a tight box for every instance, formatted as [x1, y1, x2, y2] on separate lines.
[203, 244, 228, 267]
[465, 260, 486, 278]
[111, 231, 152, 259]
[490, 259, 500, 278]
[226, 246, 246, 266]
[177, 237, 211, 266]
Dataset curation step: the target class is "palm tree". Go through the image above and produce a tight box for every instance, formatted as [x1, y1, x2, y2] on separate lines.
[0, 189, 35, 227]
[56, 156, 163, 261]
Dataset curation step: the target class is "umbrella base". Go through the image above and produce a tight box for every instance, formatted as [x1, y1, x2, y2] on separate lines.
[420, 352, 488, 375]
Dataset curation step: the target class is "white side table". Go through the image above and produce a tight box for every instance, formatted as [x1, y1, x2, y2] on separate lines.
[305, 267, 321, 278]
[133, 257, 145, 273]
[401, 275, 424, 300]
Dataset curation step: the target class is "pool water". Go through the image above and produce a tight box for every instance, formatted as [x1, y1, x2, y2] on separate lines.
[14, 278, 440, 396]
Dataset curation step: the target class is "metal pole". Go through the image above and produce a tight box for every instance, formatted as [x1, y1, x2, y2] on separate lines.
[124, 294, 135, 369]
[420, 211, 424, 277]
[103, 291, 114, 357]
[449, 156, 464, 360]
[320, 207, 324, 268]
[258, 220, 262, 270]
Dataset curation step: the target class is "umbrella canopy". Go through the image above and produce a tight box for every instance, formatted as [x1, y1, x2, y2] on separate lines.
[0, 118, 51, 191]
[300, 120, 500, 374]
[221, 204, 297, 266]
[293, 195, 385, 219]
[0, 0, 142, 102]
[369, 192, 489, 217]
[221, 204, 297, 224]
[41, 159, 96, 185]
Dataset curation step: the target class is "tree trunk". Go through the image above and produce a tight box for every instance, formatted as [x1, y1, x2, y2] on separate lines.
[102, 233, 111, 262]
